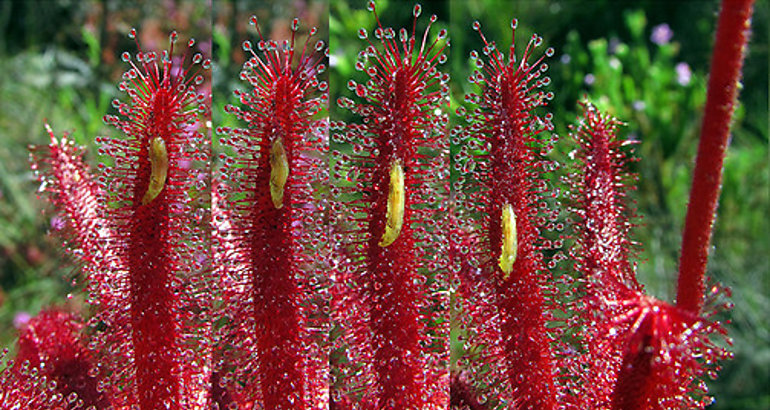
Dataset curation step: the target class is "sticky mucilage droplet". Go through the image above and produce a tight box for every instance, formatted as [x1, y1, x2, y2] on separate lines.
[499, 203, 517, 279]
[379, 160, 405, 247]
[141, 137, 168, 205]
[269, 137, 289, 209]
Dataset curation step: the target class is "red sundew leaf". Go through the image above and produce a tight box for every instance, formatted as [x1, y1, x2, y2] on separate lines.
[559, 102, 640, 408]
[330, 2, 450, 408]
[215, 16, 329, 409]
[31, 124, 108, 273]
[2, 309, 107, 409]
[92, 29, 211, 408]
[452, 18, 559, 409]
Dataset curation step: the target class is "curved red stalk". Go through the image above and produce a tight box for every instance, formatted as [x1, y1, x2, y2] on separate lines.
[677, 0, 754, 314]
[453, 19, 558, 408]
[99, 29, 210, 408]
[216, 16, 328, 408]
[331, 2, 449, 407]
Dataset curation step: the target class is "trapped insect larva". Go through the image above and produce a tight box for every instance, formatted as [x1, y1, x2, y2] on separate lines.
[379, 160, 405, 247]
[499, 203, 518, 279]
[269, 137, 289, 209]
[141, 136, 168, 205]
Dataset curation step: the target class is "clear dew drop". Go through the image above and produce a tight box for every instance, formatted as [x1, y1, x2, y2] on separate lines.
[413, 4, 422, 17]
[121, 52, 131, 62]
[188, 38, 196, 47]
[399, 28, 408, 42]
[315, 40, 325, 51]
[546, 47, 555, 57]
[249, 15, 257, 26]
[430, 14, 437, 23]
[291, 18, 299, 32]
[511, 18, 518, 29]
[437, 29, 447, 40]
[128, 28, 136, 39]
[242, 40, 252, 51]
[472, 21, 481, 31]
[169, 31, 178, 43]
[358, 28, 368, 39]
[367, 0, 375, 12]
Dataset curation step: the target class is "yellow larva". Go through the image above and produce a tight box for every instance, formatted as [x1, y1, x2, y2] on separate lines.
[498, 203, 517, 280]
[269, 137, 289, 209]
[141, 137, 168, 205]
[378, 160, 405, 247]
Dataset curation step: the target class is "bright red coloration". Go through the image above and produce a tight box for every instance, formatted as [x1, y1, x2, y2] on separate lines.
[677, 0, 755, 314]
[33, 124, 106, 272]
[564, 103, 730, 409]
[93, 29, 210, 408]
[331, 2, 449, 407]
[449, 371, 488, 410]
[562, 103, 641, 408]
[452, 20, 558, 409]
[215, 16, 329, 408]
[608, 295, 730, 409]
[5, 309, 106, 408]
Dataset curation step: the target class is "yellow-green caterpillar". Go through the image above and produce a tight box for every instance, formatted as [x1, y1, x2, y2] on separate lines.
[498, 203, 518, 280]
[379, 160, 405, 247]
[141, 137, 168, 205]
[269, 137, 289, 209]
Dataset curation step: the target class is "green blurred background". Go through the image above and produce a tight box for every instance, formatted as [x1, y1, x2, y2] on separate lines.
[0, 0, 766, 408]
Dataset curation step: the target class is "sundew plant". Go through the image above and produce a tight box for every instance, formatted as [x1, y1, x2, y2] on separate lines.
[0, 0, 759, 408]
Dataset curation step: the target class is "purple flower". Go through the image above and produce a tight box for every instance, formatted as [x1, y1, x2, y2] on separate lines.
[50, 215, 66, 231]
[676, 62, 692, 85]
[13, 311, 31, 329]
[651, 23, 673, 45]
[609, 37, 621, 54]
[584, 73, 595, 86]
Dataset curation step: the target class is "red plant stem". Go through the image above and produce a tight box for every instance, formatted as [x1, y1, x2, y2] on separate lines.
[129, 95, 178, 408]
[247, 78, 304, 408]
[677, 0, 754, 314]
